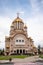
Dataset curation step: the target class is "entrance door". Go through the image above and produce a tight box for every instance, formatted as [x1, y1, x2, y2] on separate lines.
[17, 49, 19, 54]
[6, 52, 9, 55]
[23, 50, 25, 54]
[20, 49, 22, 54]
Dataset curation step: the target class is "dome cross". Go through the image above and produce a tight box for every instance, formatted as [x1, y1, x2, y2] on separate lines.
[17, 12, 20, 18]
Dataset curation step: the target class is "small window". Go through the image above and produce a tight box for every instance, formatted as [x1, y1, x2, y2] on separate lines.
[22, 40, 24, 42]
[19, 40, 21, 42]
[14, 51, 16, 52]
[6, 47, 9, 49]
[31, 45, 32, 46]
[28, 45, 29, 46]
[11, 50, 13, 52]
[11, 44, 13, 46]
[16, 40, 18, 42]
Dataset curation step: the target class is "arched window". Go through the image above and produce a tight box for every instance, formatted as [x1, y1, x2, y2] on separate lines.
[16, 40, 18, 42]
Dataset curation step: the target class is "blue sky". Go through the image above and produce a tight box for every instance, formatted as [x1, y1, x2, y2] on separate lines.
[0, 0, 43, 49]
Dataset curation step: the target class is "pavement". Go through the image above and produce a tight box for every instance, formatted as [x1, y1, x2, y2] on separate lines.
[0, 62, 43, 65]
[14, 62, 43, 65]
[12, 55, 43, 63]
[0, 56, 43, 65]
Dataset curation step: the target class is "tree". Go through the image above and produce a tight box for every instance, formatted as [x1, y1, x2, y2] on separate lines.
[38, 45, 41, 54]
[0, 49, 2, 55]
[2, 48, 4, 55]
[0, 48, 4, 55]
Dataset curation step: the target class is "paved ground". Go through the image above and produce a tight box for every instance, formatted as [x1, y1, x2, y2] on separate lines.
[0, 62, 43, 65]
[0, 63, 14, 65]
[0, 56, 43, 65]
[12, 55, 43, 63]
[14, 62, 43, 65]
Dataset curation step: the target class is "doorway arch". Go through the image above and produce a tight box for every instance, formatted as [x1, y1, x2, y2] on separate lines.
[23, 49, 25, 54]
[20, 49, 22, 54]
[17, 49, 19, 54]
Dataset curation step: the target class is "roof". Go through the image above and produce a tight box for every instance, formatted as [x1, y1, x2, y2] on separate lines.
[24, 25, 27, 28]
[12, 17, 23, 23]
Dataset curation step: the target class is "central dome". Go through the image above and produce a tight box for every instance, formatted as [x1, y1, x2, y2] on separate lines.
[11, 13, 24, 31]
[14, 17, 23, 22]
[13, 13, 23, 23]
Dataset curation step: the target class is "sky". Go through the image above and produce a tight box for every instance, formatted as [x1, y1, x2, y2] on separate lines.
[0, 0, 43, 49]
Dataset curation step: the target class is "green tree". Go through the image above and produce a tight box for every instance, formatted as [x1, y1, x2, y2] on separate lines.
[2, 48, 4, 55]
[38, 45, 41, 54]
[0, 48, 4, 55]
[0, 49, 2, 55]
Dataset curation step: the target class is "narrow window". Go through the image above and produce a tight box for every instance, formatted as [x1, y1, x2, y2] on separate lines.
[22, 40, 24, 42]
[31, 45, 32, 46]
[16, 40, 18, 42]
[28, 45, 29, 46]
[19, 40, 21, 42]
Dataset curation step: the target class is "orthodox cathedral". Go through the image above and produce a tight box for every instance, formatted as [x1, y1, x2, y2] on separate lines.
[5, 14, 37, 55]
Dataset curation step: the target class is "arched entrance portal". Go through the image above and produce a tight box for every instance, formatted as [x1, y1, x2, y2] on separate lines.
[17, 49, 19, 54]
[6, 52, 9, 55]
[17, 49, 25, 55]
[20, 49, 22, 54]
[23, 50, 25, 54]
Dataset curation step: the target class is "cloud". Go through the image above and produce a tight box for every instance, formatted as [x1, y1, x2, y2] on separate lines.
[0, 16, 12, 49]
[26, 13, 43, 47]
[24, 0, 43, 46]
[30, 0, 43, 15]
[0, 0, 43, 48]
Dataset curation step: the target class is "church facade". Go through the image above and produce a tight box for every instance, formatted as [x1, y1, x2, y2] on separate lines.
[5, 14, 37, 55]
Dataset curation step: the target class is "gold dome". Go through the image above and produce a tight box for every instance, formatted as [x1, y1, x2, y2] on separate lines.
[12, 17, 23, 24]
[12, 13, 24, 24]
[14, 17, 23, 22]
